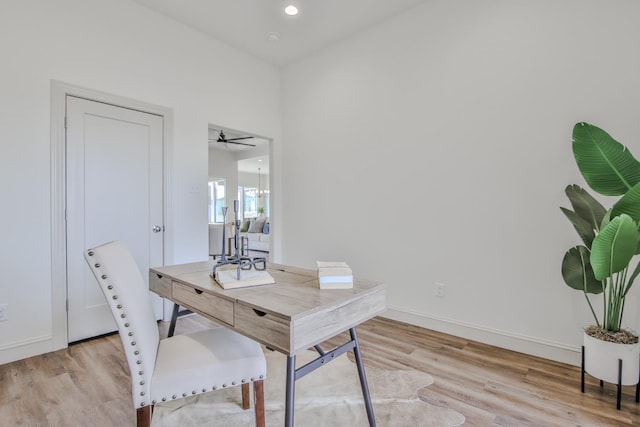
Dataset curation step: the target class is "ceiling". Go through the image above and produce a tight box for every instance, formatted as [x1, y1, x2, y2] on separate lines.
[131, 0, 427, 66]
[238, 156, 269, 175]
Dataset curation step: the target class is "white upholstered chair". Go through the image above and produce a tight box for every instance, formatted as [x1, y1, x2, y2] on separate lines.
[84, 240, 266, 427]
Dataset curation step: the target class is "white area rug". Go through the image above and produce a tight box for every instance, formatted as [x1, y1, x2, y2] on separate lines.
[152, 349, 465, 426]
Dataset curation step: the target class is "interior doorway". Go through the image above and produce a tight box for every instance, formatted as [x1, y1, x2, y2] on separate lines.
[65, 96, 164, 342]
[50, 80, 173, 352]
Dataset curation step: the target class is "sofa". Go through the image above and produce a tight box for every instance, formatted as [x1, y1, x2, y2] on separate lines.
[239, 217, 270, 253]
[208, 218, 270, 257]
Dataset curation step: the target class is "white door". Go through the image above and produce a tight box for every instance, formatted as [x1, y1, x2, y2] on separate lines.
[66, 96, 164, 342]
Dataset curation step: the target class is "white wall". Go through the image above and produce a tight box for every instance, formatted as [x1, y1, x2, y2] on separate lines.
[209, 147, 239, 216]
[0, 0, 281, 364]
[280, 0, 640, 364]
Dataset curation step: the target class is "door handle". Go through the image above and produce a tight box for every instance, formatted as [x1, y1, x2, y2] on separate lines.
[152, 225, 162, 233]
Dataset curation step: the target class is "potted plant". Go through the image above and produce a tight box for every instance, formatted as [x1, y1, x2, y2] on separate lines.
[561, 122, 640, 389]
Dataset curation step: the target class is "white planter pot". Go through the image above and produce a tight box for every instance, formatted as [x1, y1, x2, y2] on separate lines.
[583, 332, 640, 385]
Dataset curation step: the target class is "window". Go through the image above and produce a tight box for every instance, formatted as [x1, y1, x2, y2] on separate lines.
[208, 178, 226, 223]
[241, 186, 258, 219]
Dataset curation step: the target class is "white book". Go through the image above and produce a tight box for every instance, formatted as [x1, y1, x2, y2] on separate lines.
[212, 269, 275, 290]
[319, 275, 353, 284]
[317, 260, 353, 289]
[318, 267, 353, 279]
[317, 261, 350, 269]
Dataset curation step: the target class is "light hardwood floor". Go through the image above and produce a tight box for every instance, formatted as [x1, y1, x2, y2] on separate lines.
[1, 316, 639, 426]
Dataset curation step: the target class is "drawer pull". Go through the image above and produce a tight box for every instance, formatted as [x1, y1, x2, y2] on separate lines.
[194, 289, 203, 295]
[253, 309, 267, 317]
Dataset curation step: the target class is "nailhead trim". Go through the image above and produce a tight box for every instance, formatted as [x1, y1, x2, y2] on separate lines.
[87, 249, 269, 413]
[88, 248, 158, 413]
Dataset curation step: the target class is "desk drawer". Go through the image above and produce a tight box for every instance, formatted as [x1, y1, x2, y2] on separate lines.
[149, 273, 171, 298]
[234, 304, 290, 353]
[172, 282, 234, 326]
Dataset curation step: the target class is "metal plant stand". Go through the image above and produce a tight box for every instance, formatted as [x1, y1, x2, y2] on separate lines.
[581, 345, 640, 410]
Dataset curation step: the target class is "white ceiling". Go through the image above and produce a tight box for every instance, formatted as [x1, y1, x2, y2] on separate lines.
[208, 127, 270, 173]
[131, 0, 427, 66]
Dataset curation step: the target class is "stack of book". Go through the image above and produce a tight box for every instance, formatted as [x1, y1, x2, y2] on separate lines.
[212, 267, 275, 290]
[317, 261, 353, 289]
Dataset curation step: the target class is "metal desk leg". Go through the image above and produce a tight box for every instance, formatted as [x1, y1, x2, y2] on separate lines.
[285, 355, 296, 427]
[350, 327, 376, 427]
[167, 303, 180, 337]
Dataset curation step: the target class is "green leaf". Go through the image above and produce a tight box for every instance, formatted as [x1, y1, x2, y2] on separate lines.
[612, 181, 640, 223]
[591, 214, 639, 280]
[561, 185, 608, 247]
[572, 122, 640, 196]
[560, 207, 596, 248]
[624, 260, 640, 296]
[565, 185, 607, 231]
[561, 246, 603, 294]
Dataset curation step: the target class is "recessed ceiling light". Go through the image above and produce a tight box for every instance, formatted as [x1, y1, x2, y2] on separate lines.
[284, 5, 298, 16]
[266, 32, 280, 42]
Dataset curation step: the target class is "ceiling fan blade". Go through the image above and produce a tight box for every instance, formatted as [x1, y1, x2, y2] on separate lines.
[222, 140, 256, 147]
[226, 136, 254, 141]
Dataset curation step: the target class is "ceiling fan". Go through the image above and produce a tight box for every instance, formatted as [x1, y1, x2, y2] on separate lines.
[209, 129, 256, 147]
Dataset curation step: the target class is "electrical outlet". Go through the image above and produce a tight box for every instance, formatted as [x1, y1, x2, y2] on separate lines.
[0, 304, 7, 321]
[434, 283, 445, 298]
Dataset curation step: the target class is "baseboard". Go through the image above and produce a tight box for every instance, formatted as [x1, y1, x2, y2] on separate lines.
[0, 335, 63, 365]
[382, 306, 581, 367]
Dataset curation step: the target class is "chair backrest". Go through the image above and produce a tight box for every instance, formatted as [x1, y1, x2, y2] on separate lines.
[84, 240, 159, 408]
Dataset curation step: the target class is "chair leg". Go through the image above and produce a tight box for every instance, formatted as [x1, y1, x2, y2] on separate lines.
[254, 380, 265, 427]
[136, 406, 152, 427]
[242, 382, 250, 410]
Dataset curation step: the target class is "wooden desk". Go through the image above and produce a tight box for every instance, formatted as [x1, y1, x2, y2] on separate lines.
[149, 261, 385, 427]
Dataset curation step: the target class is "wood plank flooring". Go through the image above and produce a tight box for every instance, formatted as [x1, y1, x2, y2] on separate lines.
[1, 316, 639, 426]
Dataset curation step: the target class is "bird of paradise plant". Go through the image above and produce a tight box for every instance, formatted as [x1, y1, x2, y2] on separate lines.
[561, 122, 640, 339]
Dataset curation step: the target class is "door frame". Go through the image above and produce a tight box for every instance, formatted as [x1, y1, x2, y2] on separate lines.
[50, 80, 173, 350]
